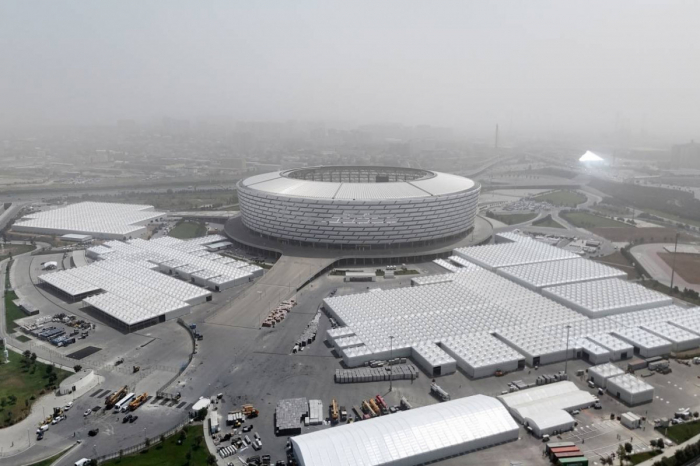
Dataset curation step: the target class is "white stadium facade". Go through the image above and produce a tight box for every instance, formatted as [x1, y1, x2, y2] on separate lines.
[236, 166, 481, 249]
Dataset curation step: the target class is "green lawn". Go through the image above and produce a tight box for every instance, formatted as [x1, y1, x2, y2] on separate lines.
[4, 289, 25, 333]
[16, 335, 31, 342]
[489, 212, 538, 225]
[627, 450, 661, 464]
[26, 448, 75, 466]
[533, 190, 587, 207]
[168, 221, 207, 239]
[663, 421, 700, 444]
[532, 215, 565, 229]
[0, 243, 34, 260]
[560, 211, 632, 228]
[0, 350, 71, 427]
[101, 425, 213, 466]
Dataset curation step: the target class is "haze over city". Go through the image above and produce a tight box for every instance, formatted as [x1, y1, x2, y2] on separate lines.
[2, 1, 699, 141]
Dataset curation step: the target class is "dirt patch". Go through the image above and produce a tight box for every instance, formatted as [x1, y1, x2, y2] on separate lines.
[591, 251, 639, 279]
[588, 227, 679, 243]
[659, 252, 700, 284]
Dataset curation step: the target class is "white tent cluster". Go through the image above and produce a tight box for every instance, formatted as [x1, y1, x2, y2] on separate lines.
[324, 233, 699, 377]
[13, 202, 165, 240]
[40, 235, 263, 331]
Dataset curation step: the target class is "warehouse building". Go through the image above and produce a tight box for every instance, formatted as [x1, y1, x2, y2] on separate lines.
[588, 363, 625, 388]
[291, 395, 519, 466]
[13, 202, 165, 240]
[606, 374, 654, 406]
[40, 235, 262, 331]
[542, 279, 673, 318]
[323, 239, 699, 375]
[498, 382, 596, 438]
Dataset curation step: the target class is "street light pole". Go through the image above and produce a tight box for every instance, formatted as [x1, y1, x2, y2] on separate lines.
[389, 336, 394, 392]
[670, 231, 680, 295]
[564, 325, 571, 376]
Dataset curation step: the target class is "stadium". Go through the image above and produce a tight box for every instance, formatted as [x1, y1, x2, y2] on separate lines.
[235, 166, 481, 250]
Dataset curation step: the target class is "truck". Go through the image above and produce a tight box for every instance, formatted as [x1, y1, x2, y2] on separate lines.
[368, 398, 381, 416]
[375, 395, 389, 414]
[129, 393, 148, 411]
[400, 396, 412, 410]
[430, 383, 450, 401]
[339, 406, 348, 422]
[114, 393, 135, 413]
[241, 404, 259, 418]
[105, 386, 129, 409]
[361, 400, 375, 418]
[352, 405, 363, 420]
[330, 399, 339, 422]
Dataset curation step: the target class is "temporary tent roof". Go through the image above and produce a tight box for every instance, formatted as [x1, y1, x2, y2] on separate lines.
[497, 258, 626, 290]
[542, 279, 672, 317]
[291, 395, 519, 466]
[498, 381, 597, 423]
[454, 240, 579, 270]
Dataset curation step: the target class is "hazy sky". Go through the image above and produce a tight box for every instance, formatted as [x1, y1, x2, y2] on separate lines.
[2, 1, 699, 139]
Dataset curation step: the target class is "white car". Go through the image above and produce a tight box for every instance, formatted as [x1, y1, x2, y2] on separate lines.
[64, 402, 73, 410]
[51, 416, 64, 425]
[83, 409, 91, 417]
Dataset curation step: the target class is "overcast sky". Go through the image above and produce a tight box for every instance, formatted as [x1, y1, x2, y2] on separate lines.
[1, 1, 699, 140]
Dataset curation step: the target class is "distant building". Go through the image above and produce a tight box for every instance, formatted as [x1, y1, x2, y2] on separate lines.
[671, 141, 700, 168]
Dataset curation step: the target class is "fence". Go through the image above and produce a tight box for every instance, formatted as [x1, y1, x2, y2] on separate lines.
[94, 413, 192, 464]
[152, 319, 197, 396]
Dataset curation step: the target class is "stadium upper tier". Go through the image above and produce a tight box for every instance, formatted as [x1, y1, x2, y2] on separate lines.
[237, 166, 480, 247]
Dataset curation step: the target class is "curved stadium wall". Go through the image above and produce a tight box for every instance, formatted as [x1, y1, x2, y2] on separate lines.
[237, 167, 480, 249]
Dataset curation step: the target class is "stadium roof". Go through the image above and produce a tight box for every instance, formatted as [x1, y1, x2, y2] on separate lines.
[291, 395, 519, 466]
[240, 167, 476, 200]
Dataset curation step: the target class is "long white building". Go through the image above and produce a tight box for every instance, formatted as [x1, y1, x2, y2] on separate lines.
[13, 202, 165, 240]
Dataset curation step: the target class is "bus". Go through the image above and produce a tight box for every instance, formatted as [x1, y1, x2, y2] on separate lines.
[114, 393, 135, 413]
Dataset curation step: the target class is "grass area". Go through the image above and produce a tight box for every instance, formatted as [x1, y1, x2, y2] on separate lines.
[84, 189, 239, 212]
[15, 335, 31, 342]
[532, 214, 565, 229]
[560, 211, 632, 228]
[0, 243, 34, 260]
[640, 280, 700, 306]
[0, 350, 71, 427]
[488, 212, 538, 225]
[591, 251, 638, 279]
[26, 449, 74, 466]
[4, 289, 25, 333]
[168, 221, 207, 239]
[101, 425, 212, 466]
[628, 450, 661, 464]
[663, 420, 700, 444]
[395, 269, 419, 275]
[643, 207, 700, 228]
[533, 190, 587, 207]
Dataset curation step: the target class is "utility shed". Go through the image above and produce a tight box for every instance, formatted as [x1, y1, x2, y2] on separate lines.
[606, 374, 654, 406]
[291, 395, 519, 466]
[588, 363, 625, 388]
[612, 327, 672, 358]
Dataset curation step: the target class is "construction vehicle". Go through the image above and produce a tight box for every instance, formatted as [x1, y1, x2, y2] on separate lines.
[368, 398, 381, 416]
[375, 395, 389, 414]
[400, 396, 412, 410]
[132, 365, 140, 373]
[361, 400, 375, 418]
[129, 393, 148, 411]
[330, 399, 339, 422]
[430, 382, 450, 402]
[105, 386, 129, 409]
[115, 357, 124, 366]
[241, 404, 259, 418]
[352, 405, 363, 420]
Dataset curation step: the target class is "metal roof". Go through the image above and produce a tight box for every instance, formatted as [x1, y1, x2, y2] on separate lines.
[291, 395, 518, 466]
[240, 168, 476, 200]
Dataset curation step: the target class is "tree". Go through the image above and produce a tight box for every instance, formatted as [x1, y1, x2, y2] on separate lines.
[145, 437, 150, 448]
[694, 412, 699, 419]
[179, 430, 187, 441]
[30, 353, 36, 363]
[617, 444, 626, 465]
[207, 454, 217, 465]
[625, 442, 633, 454]
[74, 365, 82, 372]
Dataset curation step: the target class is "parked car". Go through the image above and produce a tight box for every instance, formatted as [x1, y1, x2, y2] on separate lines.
[88, 428, 99, 436]
[123, 414, 132, 423]
[242, 425, 253, 433]
[129, 415, 138, 423]
[64, 402, 73, 410]
[83, 410, 91, 417]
